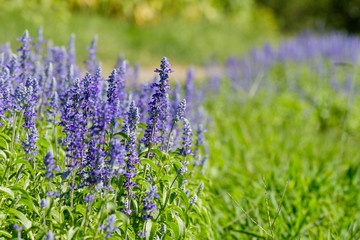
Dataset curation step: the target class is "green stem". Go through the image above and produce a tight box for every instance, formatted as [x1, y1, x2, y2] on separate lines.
[43, 209, 46, 226]
[165, 121, 176, 153]
[84, 188, 93, 234]
[124, 215, 129, 240]
[1, 158, 10, 186]
[70, 169, 75, 207]
[15, 111, 24, 144]
[10, 113, 18, 152]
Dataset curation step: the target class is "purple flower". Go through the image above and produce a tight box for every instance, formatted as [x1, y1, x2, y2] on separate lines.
[84, 36, 98, 75]
[138, 231, 146, 238]
[177, 118, 193, 157]
[100, 214, 118, 238]
[142, 57, 173, 147]
[13, 224, 25, 231]
[17, 30, 33, 80]
[44, 151, 60, 178]
[22, 126, 39, 159]
[45, 230, 54, 240]
[174, 99, 186, 122]
[84, 194, 95, 203]
[40, 198, 47, 209]
[122, 101, 140, 201]
[141, 185, 159, 220]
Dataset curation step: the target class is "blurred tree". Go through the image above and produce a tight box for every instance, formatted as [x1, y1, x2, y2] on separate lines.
[256, 0, 360, 33]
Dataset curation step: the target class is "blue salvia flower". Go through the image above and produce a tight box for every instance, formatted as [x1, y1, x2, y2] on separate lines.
[0, 74, 13, 125]
[138, 231, 146, 239]
[100, 214, 119, 238]
[22, 126, 39, 159]
[13, 83, 31, 112]
[80, 138, 106, 187]
[17, 30, 33, 80]
[121, 101, 140, 205]
[106, 140, 126, 177]
[67, 34, 76, 68]
[193, 124, 207, 166]
[171, 81, 182, 120]
[81, 72, 99, 116]
[60, 79, 88, 168]
[174, 99, 186, 122]
[142, 57, 173, 148]
[189, 194, 198, 206]
[44, 151, 60, 179]
[13, 224, 25, 240]
[6, 55, 21, 84]
[44, 230, 54, 240]
[40, 198, 47, 209]
[84, 194, 95, 203]
[177, 118, 193, 157]
[84, 35, 98, 75]
[135, 83, 152, 122]
[185, 67, 195, 117]
[34, 27, 45, 60]
[50, 46, 68, 86]
[107, 69, 118, 105]
[141, 185, 159, 220]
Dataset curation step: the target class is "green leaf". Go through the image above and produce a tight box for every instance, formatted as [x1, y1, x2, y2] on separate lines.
[18, 198, 40, 216]
[0, 187, 14, 198]
[0, 132, 11, 142]
[0, 150, 7, 160]
[167, 221, 179, 239]
[0, 230, 11, 238]
[176, 190, 190, 210]
[61, 206, 74, 224]
[148, 221, 158, 240]
[137, 122, 147, 129]
[67, 226, 80, 240]
[141, 158, 159, 171]
[149, 149, 163, 157]
[175, 215, 185, 239]
[145, 220, 153, 240]
[8, 208, 32, 229]
[15, 158, 35, 179]
[113, 131, 129, 141]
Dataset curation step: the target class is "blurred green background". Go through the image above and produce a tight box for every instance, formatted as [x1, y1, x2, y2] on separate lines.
[2, 0, 358, 67]
[0, 0, 278, 67]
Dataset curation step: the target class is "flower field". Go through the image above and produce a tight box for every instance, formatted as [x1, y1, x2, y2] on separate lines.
[0, 29, 360, 239]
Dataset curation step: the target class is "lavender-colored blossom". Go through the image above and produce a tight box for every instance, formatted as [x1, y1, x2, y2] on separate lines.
[190, 194, 198, 206]
[177, 118, 193, 157]
[84, 194, 95, 203]
[67, 34, 76, 67]
[40, 198, 47, 209]
[138, 231, 146, 238]
[142, 57, 173, 147]
[100, 214, 118, 238]
[17, 30, 33, 80]
[44, 230, 54, 240]
[84, 36, 98, 75]
[43, 151, 60, 179]
[34, 27, 45, 59]
[22, 126, 39, 158]
[185, 67, 195, 115]
[174, 99, 186, 122]
[80, 138, 106, 186]
[141, 185, 159, 220]
[121, 102, 140, 203]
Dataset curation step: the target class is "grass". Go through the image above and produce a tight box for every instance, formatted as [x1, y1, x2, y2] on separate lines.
[204, 66, 360, 239]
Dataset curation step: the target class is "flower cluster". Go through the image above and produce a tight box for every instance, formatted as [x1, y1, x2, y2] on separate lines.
[0, 30, 209, 239]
